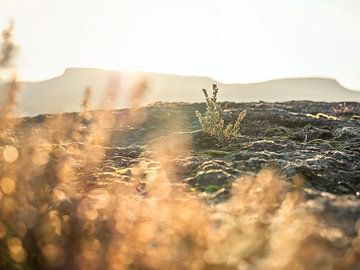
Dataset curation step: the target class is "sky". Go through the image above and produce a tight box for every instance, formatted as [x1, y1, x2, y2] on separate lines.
[0, 0, 360, 89]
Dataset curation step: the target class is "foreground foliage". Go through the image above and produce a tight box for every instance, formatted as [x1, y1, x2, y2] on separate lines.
[0, 25, 359, 270]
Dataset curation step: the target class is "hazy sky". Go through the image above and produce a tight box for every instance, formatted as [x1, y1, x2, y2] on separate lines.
[1, 0, 360, 89]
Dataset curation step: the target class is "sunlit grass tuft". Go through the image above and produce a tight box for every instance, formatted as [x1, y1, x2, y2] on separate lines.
[196, 84, 246, 144]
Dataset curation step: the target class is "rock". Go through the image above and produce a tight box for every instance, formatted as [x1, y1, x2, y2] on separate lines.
[186, 169, 235, 187]
[333, 127, 360, 140]
[102, 166, 117, 173]
[292, 125, 333, 142]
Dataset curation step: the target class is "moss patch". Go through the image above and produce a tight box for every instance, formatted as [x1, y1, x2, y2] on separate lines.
[203, 184, 222, 193]
[200, 149, 231, 158]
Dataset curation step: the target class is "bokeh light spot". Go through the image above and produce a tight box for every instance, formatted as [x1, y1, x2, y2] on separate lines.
[3, 146, 18, 163]
[1, 177, 16, 194]
[7, 237, 26, 263]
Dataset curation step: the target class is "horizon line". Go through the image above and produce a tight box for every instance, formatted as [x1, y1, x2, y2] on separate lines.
[12, 66, 359, 92]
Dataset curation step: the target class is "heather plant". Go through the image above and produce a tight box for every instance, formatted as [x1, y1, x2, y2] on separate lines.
[196, 84, 246, 144]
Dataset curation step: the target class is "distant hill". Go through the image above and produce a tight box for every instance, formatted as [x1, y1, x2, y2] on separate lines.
[1, 67, 360, 116]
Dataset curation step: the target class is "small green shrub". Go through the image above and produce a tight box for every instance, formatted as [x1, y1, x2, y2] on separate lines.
[196, 84, 246, 144]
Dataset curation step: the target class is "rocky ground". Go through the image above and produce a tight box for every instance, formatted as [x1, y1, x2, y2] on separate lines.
[17, 101, 360, 261]
[20, 101, 360, 196]
[64, 101, 360, 195]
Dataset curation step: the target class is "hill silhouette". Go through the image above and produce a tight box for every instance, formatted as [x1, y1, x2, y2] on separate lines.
[2, 67, 360, 116]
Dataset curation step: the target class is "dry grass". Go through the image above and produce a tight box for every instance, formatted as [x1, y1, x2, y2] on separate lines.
[196, 84, 246, 144]
[0, 21, 16, 68]
[332, 102, 354, 116]
[0, 25, 359, 270]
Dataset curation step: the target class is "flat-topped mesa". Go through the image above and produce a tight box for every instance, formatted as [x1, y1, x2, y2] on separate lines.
[7, 68, 360, 117]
